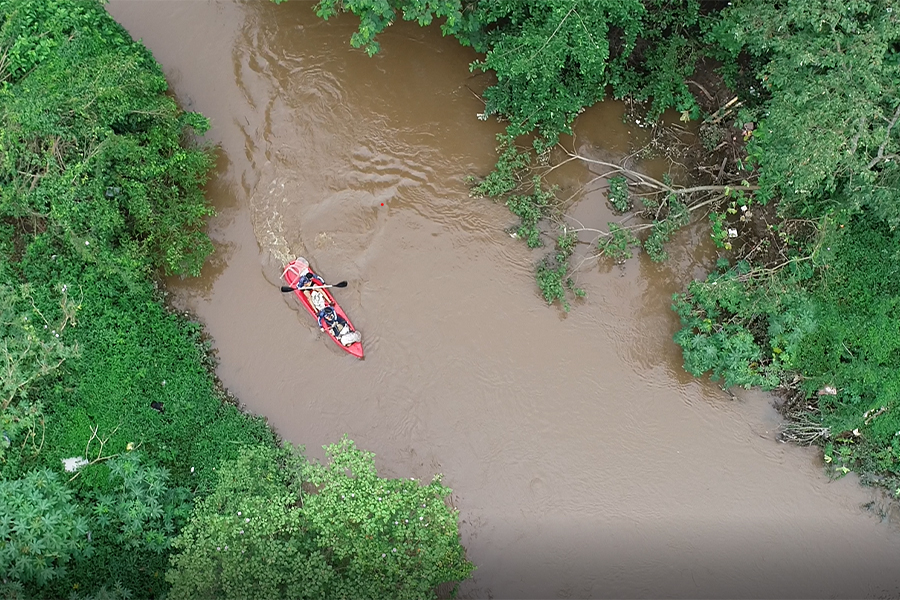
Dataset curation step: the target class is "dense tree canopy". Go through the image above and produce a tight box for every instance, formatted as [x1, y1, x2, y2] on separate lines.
[709, 0, 900, 223]
[167, 441, 473, 600]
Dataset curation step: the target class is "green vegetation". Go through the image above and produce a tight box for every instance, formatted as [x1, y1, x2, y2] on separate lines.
[302, 0, 900, 493]
[673, 0, 900, 490]
[1, 0, 472, 597]
[167, 440, 472, 600]
[0, 469, 91, 590]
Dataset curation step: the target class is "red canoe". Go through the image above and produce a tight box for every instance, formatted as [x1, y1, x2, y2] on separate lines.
[282, 257, 364, 359]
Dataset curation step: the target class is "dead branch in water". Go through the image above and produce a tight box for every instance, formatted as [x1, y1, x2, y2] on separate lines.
[779, 410, 830, 446]
[538, 143, 758, 259]
[551, 144, 758, 197]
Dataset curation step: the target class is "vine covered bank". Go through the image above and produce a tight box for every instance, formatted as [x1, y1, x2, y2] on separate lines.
[0, 1, 471, 597]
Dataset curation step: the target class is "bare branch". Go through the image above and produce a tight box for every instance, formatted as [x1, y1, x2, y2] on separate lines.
[687, 80, 714, 102]
[848, 116, 865, 156]
[867, 103, 900, 170]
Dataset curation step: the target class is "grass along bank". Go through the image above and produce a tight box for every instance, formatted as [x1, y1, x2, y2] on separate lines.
[0, 1, 472, 597]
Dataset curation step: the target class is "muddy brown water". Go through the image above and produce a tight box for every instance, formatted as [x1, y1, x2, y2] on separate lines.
[107, 2, 900, 598]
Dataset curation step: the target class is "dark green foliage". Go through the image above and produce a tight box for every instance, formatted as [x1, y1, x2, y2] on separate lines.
[471, 133, 532, 199]
[536, 259, 568, 309]
[531, 230, 582, 309]
[0, 0, 215, 278]
[302, 0, 480, 57]
[167, 441, 474, 600]
[39, 453, 194, 599]
[608, 0, 701, 120]
[165, 445, 316, 600]
[0, 282, 79, 465]
[606, 175, 630, 212]
[472, 0, 643, 143]
[0, 469, 92, 588]
[89, 453, 192, 554]
[302, 438, 474, 599]
[672, 261, 797, 389]
[643, 196, 689, 262]
[793, 222, 900, 466]
[708, 212, 728, 249]
[505, 177, 555, 248]
[707, 0, 900, 222]
[554, 229, 578, 262]
[598, 223, 640, 263]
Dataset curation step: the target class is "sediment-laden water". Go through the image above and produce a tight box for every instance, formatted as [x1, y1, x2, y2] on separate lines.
[107, 2, 900, 597]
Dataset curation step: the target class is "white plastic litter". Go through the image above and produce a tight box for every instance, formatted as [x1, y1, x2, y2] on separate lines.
[62, 457, 89, 472]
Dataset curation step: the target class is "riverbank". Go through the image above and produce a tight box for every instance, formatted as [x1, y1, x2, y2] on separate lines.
[0, 1, 471, 597]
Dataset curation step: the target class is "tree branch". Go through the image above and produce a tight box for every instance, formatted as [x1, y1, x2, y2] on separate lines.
[867, 103, 900, 170]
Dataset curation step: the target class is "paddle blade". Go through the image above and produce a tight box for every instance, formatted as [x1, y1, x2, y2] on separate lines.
[333, 281, 348, 288]
[281, 286, 296, 293]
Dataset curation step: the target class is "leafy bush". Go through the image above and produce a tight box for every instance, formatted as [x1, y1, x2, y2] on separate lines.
[89, 453, 192, 554]
[0, 469, 92, 587]
[598, 223, 640, 263]
[165, 445, 311, 600]
[167, 440, 473, 600]
[471, 133, 531, 199]
[606, 176, 630, 212]
[505, 177, 556, 248]
[0, 0, 215, 277]
[643, 197, 690, 262]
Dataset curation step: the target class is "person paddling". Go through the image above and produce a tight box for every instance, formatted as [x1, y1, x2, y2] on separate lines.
[297, 271, 324, 289]
[318, 306, 346, 336]
[317, 306, 361, 346]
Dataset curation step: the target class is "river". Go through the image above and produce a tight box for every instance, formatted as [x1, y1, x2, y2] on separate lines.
[106, 1, 900, 597]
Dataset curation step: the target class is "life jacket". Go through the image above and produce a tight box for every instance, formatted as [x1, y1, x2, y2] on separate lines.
[318, 307, 338, 329]
[299, 273, 321, 288]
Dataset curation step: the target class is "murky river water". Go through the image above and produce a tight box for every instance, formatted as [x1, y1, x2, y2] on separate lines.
[107, 2, 900, 597]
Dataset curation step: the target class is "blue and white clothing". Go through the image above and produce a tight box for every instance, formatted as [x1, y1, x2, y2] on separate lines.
[298, 272, 324, 288]
[317, 306, 346, 334]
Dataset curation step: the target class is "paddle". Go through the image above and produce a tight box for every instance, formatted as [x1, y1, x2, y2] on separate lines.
[281, 281, 348, 293]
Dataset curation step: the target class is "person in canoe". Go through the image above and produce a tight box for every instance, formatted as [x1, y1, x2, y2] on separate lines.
[296, 271, 324, 289]
[296, 270, 326, 309]
[318, 306, 361, 346]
